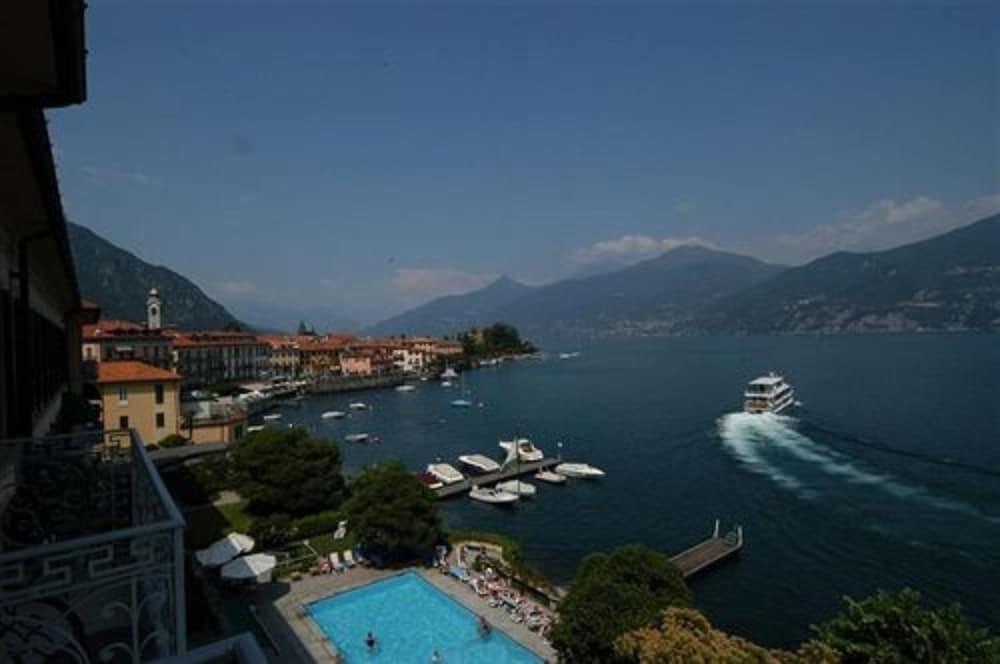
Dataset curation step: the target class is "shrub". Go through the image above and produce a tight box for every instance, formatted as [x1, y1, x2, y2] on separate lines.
[158, 433, 189, 448]
[249, 513, 293, 549]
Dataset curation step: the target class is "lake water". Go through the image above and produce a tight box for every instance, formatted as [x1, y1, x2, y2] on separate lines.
[270, 334, 1000, 647]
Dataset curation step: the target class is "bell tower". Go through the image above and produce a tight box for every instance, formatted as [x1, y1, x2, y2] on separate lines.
[146, 287, 161, 330]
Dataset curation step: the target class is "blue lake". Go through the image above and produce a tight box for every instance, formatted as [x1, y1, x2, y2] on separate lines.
[271, 333, 1000, 647]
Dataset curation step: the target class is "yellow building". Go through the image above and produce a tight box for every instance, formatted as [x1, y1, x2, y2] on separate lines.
[98, 360, 182, 446]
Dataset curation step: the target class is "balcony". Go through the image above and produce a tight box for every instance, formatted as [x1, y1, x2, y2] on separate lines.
[0, 429, 186, 662]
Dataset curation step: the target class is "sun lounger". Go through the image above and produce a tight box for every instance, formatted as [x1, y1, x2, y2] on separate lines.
[333, 520, 348, 540]
[351, 547, 368, 566]
[329, 552, 344, 573]
[448, 565, 470, 582]
[343, 550, 357, 568]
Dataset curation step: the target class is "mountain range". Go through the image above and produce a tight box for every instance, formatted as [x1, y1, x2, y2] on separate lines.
[370, 214, 1000, 336]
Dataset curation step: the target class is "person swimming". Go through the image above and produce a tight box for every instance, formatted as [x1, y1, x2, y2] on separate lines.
[365, 631, 378, 651]
[431, 650, 442, 663]
[477, 615, 491, 637]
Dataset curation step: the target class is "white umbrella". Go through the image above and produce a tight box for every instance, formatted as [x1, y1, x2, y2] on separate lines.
[221, 553, 277, 583]
[195, 532, 255, 568]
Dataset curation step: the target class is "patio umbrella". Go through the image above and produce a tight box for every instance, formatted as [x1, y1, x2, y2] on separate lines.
[221, 553, 278, 583]
[195, 532, 255, 568]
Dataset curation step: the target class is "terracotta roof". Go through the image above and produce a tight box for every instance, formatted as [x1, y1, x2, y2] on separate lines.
[97, 360, 182, 384]
[170, 331, 262, 348]
[83, 319, 158, 339]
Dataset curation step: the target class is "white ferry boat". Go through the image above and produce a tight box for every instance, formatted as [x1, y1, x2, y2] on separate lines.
[743, 372, 795, 414]
[499, 437, 544, 463]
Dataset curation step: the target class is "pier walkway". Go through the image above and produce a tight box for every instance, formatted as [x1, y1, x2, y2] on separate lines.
[433, 458, 561, 498]
[670, 520, 743, 578]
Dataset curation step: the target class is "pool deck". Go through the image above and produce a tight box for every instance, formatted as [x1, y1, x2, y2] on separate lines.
[251, 566, 557, 663]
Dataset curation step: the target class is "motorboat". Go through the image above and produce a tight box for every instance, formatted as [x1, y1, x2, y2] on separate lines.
[441, 380, 453, 388]
[426, 463, 465, 485]
[496, 479, 537, 497]
[458, 454, 501, 474]
[321, 410, 346, 420]
[247, 425, 266, 433]
[396, 384, 416, 392]
[469, 486, 519, 505]
[262, 413, 282, 421]
[534, 470, 567, 484]
[451, 399, 472, 408]
[555, 462, 606, 479]
[344, 433, 370, 443]
[743, 372, 795, 414]
[348, 402, 368, 410]
[499, 437, 544, 463]
[558, 352, 581, 360]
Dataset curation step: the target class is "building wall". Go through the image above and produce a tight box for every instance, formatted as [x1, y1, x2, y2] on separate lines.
[187, 416, 246, 445]
[100, 380, 180, 445]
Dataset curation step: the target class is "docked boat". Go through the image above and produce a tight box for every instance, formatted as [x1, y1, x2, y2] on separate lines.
[321, 410, 346, 420]
[247, 425, 266, 433]
[451, 399, 472, 408]
[426, 463, 465, 485]
[441, 367, 459, 380]
[458, 454, 501, 474]
[469, 486, 519, 505]
[534, 470, 567, 484]
[555, 462, 606, 479]
[262, 413, 282, 422]
[441, 380, 453, 387]
[496, 479, 537, 497]
[743, 372, 795, 415]
[344, 433, 370, 443]
[396, 384, 416, 392]
[348, 402, 368, 410]
[499, 437, 544, 463]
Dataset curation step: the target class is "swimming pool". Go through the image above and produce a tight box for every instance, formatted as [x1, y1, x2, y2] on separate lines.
[306, 572, 543, 663]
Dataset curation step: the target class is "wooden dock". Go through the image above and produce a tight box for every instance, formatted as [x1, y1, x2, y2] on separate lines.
[433, 458, 561, 498]
[670, 520, 743, 578]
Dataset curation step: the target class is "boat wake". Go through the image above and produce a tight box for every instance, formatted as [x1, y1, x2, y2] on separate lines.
[717, 412, 1000, 524]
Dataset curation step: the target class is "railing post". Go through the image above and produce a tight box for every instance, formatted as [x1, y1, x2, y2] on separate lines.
[174, 524, 187, 655]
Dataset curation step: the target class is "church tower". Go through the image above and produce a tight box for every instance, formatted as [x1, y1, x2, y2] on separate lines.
[146, 287, 161, 330]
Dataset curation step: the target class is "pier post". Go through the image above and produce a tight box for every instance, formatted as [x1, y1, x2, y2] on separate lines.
[713, 519, 720, 538]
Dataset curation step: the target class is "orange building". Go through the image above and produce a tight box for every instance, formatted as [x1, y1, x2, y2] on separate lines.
[97, 360, 182, 446]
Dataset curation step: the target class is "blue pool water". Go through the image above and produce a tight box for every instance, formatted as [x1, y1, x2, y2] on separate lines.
[306, 572, 542, 663]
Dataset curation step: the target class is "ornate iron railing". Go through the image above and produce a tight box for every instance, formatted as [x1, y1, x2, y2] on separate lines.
[0, 429, 187, 663]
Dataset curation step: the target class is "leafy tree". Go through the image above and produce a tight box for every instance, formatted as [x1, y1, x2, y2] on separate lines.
[616, 607, 838, 663]
[249, 513, 293, 549]
[551, 544, 692, 664]
[231, 428, 346, 517]
[814, 588, 1000, 663]
[343, 461, 444, 562]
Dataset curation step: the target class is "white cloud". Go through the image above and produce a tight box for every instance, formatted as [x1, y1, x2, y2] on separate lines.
[570, 234, 714, 267]
[775, 192, 999, 263]
[391, 267, 498, 298]
[214, 280, 259, 297]
[82, 165, 163, 187]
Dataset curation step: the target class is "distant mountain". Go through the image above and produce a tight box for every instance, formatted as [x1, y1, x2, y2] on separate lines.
[701, 214, 1000, 333]
[68, 222, 240, 330]
[368, 276, 534, 336]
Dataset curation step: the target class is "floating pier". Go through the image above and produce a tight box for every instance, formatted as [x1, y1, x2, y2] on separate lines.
[669, 520, 743, 578]
[433, 458, 561, 498]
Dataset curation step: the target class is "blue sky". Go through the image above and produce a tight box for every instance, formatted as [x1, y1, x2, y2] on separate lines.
[51, 1, 999, 328]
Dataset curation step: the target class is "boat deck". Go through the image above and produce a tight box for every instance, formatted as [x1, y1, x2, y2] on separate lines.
[669, 521, 743, 578]
[434, 458, 560, 498]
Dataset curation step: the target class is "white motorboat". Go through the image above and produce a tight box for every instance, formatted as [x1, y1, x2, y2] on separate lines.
[451, 399, 472, 408]
[499, 437, 544, 463]
[743, 372, 795, 415]
[441, 380, 453, 387]
[396, 384, 416, 392]
[345, 433, 370, 443]
[247, 425, 266, 433]
[321, 410, 346, 420]
[469, 486, 519, 505]
[426, 463, 465, 485]
[348, 402, 368, 410]
[458, 454, 501, 474]
[496, 480, 537, 497]
[534, 470, 567, 484]
[555, 462, 606, 479]
[262, 413, 282, 421]
[558, 352, 581, 360]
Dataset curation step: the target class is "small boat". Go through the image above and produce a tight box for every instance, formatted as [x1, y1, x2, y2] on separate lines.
[426, 463, 465, 485]
[743, 372, 795, 415]
[534, 470, 567, 484]
[420, 376, 429, 382]
[441, 367, 459, 380]
[396, 384, 416, 392]
[345, 433, 370, 443]
[558, 352, 581, 360]
[247, 425, 266, 433]
[496, 479, 537, 497]
[441, 380, 453, 388]
[451, 399, 472, 408]
[458, 454, 501, 474]
[555, 462, 606, 479]
[348, 402, 368, 410]
[499, 437, 544, 463]
[469, 486, 519, 505]
[262, 413, 282, 421]
[321, 410, 346, 420]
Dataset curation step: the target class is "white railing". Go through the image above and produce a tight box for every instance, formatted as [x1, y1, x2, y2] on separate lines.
[0, 429, 187, 663]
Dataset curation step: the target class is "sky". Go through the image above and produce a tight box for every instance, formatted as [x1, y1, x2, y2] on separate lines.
[51, 1, 999, 329]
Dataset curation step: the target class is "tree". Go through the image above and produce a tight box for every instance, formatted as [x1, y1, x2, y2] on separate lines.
[551, 544, 692, 664]
[230, 428, 346, 517]
[343, 461, 444, 563]
[814, 588, 1000, 663]
[615, 607, 838, 664]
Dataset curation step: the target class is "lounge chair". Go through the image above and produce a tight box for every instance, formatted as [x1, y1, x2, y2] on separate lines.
[333, 520, 348, 540]
[342, 550, 356, 568]
[351, 547, 368, 566]
[329, 552, 345, 574]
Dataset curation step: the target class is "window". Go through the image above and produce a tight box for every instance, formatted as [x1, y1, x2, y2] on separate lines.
[156, 412, 165, 428]
[155, 384, 164, 404]
[119, 416, 129, 430]
[118, 385, 128, 403]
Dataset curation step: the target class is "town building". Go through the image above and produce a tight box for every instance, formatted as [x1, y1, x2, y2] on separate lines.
[391, 345, 426, 373]
[97, 360, 182, 445]
[169, 330, 269, 387]
[260, 334, 302, 377]
[296, 335, 350, 377]
[82, 317, 173, 368]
